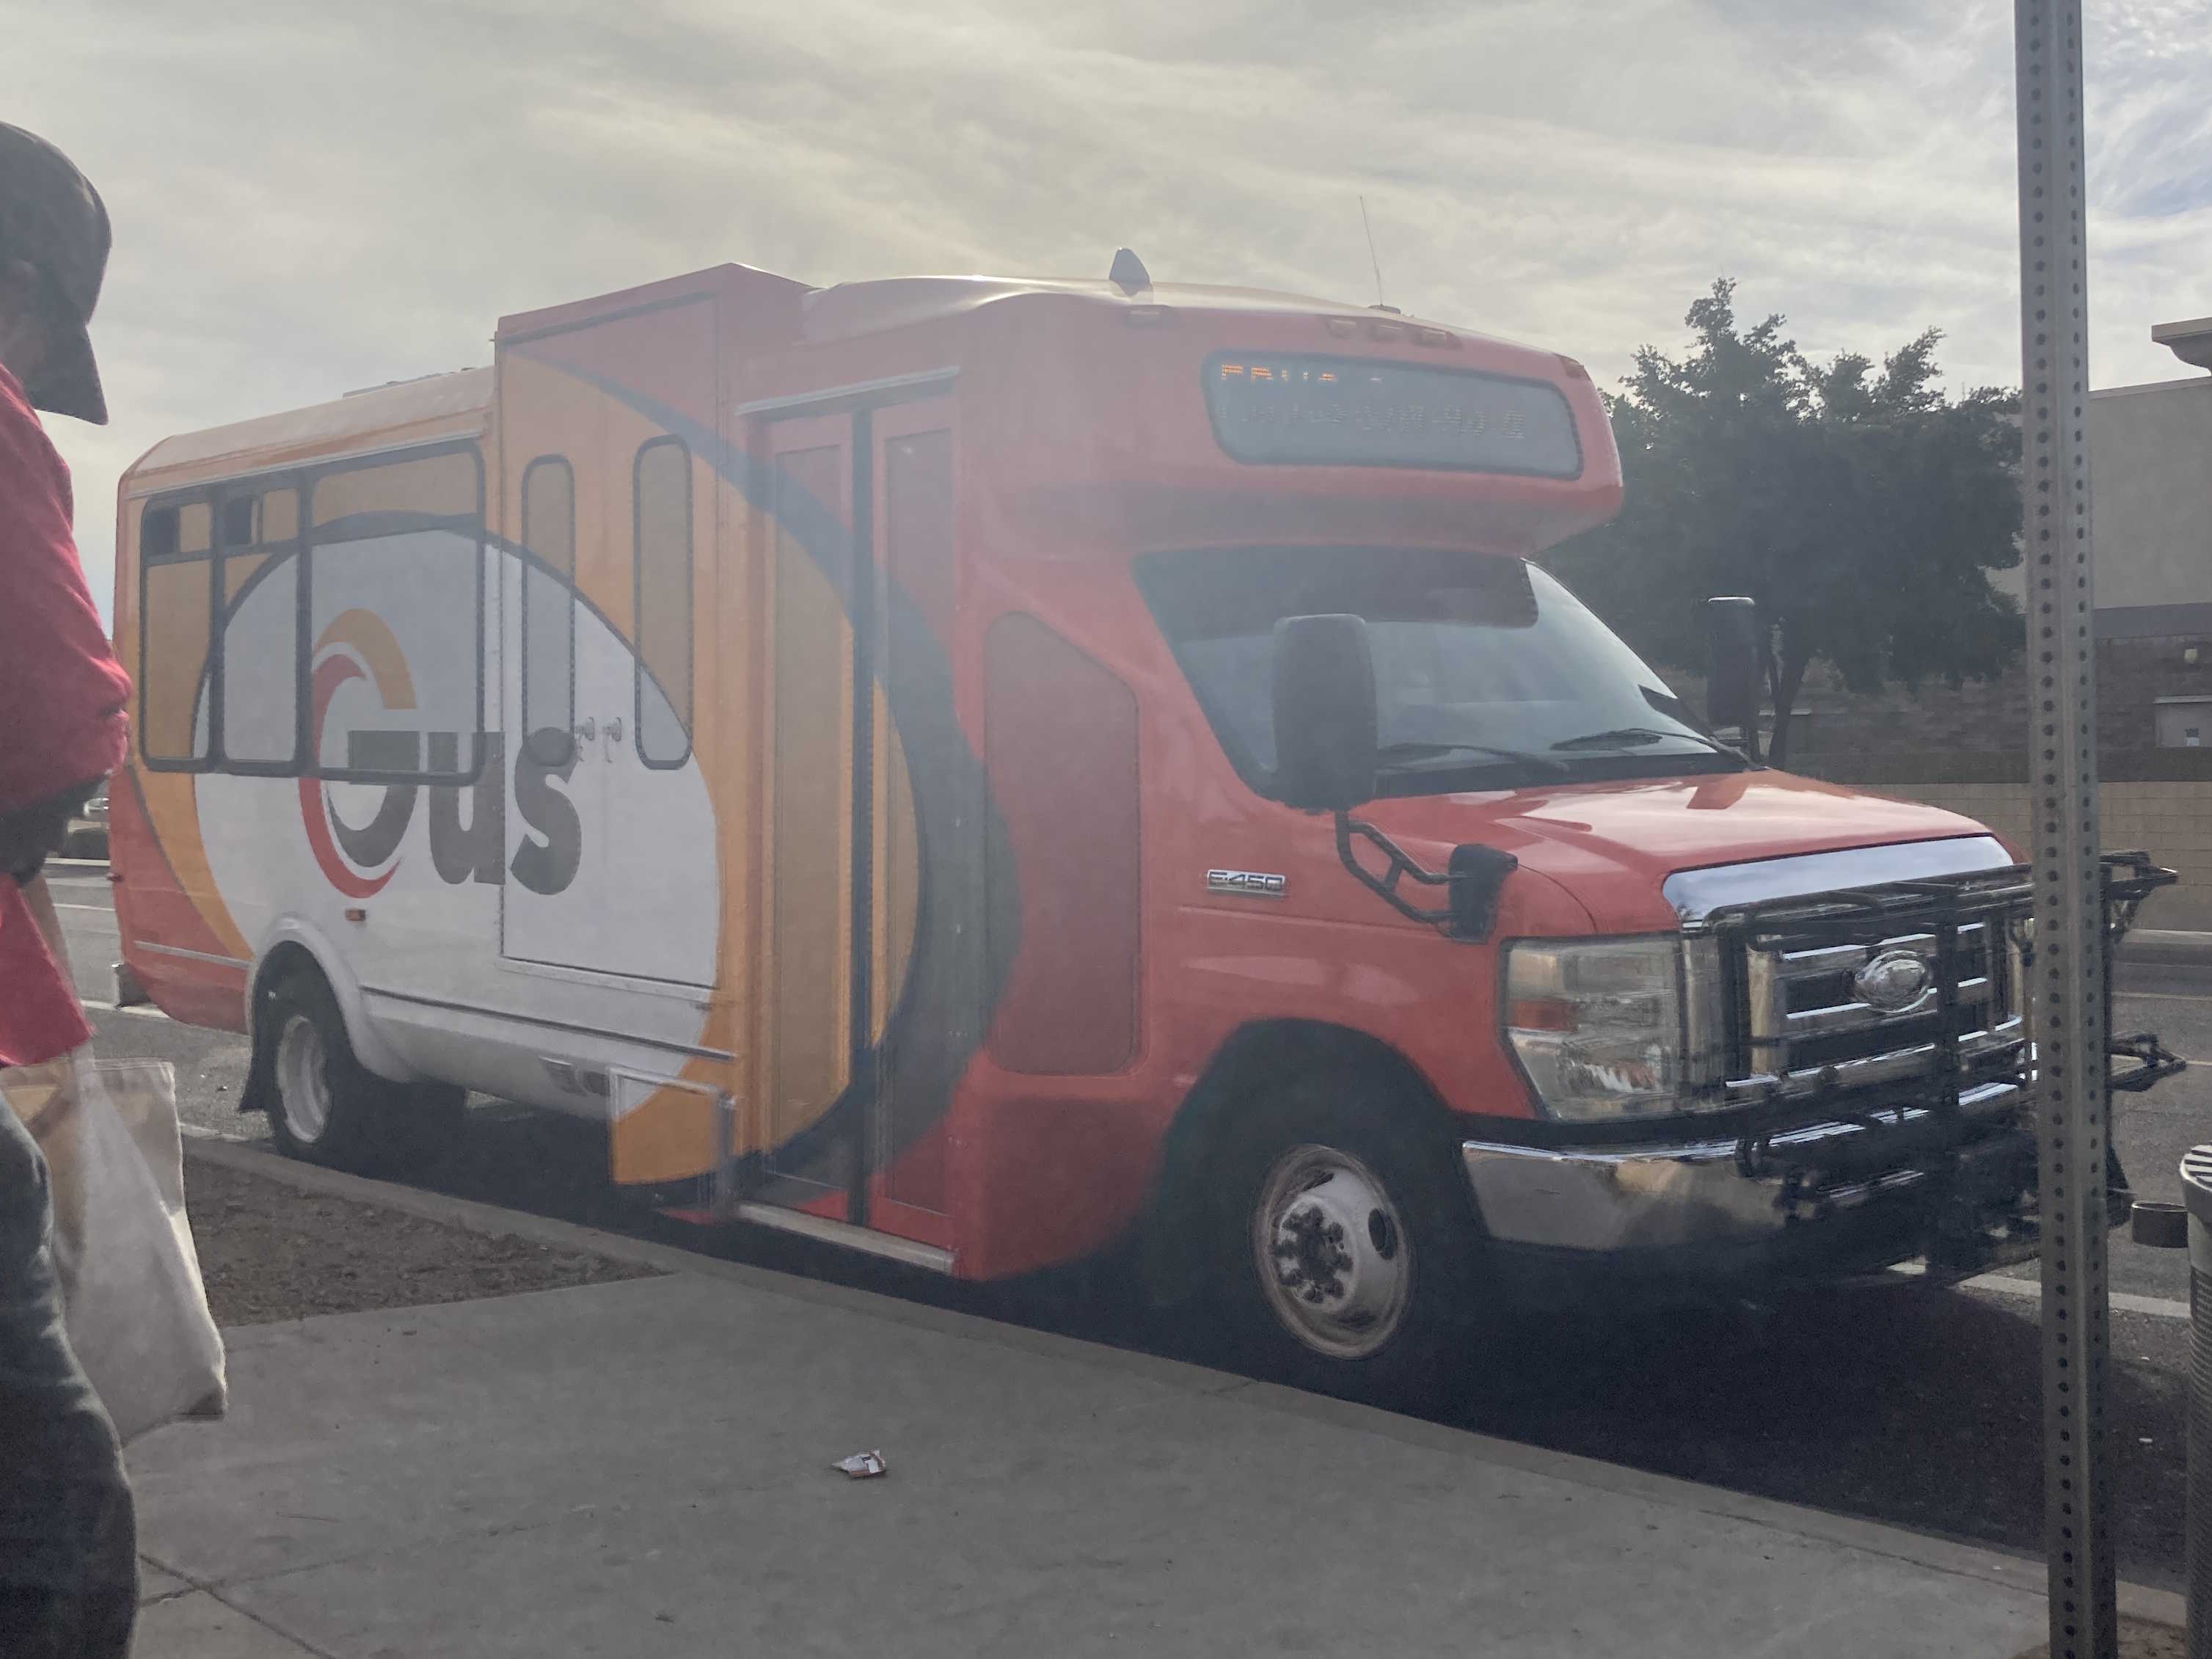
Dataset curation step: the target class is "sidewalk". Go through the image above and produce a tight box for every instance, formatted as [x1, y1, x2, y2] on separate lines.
[124, 1147, 2134, 1658]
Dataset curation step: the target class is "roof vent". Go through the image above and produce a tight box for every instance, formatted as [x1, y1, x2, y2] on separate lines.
[1109, 248, 1151, 295]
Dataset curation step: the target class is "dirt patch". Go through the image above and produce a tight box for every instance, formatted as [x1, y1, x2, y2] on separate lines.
[185, 1158, 659, 1327]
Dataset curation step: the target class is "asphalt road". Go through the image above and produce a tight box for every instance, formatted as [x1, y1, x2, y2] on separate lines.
[47, 866, 2212, 1591]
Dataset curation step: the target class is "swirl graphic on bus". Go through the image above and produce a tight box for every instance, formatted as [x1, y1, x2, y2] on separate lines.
[299, 608, 417, 899]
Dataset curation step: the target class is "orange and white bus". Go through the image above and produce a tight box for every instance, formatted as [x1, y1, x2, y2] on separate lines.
[113, 255, 2120, 1399]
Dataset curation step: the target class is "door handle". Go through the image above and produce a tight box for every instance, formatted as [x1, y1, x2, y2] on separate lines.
[575, 717, 597, 742]
[605, 717, 624, 745]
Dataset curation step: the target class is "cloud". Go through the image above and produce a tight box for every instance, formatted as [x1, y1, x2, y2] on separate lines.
[18, 0, 2211, 620]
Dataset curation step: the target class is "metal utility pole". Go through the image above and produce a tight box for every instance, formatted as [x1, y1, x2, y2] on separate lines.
[2015, 3, 2116, 1655]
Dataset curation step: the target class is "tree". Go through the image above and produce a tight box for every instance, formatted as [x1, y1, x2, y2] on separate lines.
[1543, 280, 2023, 769]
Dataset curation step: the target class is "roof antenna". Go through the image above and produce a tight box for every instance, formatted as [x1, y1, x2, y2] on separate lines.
[1109, 247, 1151, 295]
[1359, 196, 1389, 311]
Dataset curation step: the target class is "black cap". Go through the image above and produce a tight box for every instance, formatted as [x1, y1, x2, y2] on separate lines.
[0, 123, 110, 425]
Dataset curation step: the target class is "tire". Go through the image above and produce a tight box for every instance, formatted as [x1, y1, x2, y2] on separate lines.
[262, 972, 463, 1177]
[1208, 1067, 1486, 1410]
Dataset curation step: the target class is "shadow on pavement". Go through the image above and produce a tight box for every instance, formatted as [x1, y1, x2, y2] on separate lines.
[402, 1096, 2190, 1591]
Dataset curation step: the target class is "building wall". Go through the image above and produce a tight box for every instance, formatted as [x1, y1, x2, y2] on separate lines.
[1796, 771, 2212, 930]
[1989, 373, 2212, 627]
[1781, 635, 2212, 759]
[2087, 376, 2212, 615]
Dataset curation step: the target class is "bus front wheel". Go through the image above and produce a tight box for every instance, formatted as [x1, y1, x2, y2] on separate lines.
[1211, 1072, 1484, 1410]
[263, 974, 461, 1178]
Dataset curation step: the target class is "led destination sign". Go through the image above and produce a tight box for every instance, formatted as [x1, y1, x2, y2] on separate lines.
[1202, 352, 1583, 478]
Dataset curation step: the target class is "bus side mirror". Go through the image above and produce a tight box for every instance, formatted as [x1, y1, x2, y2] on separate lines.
[1271, 614, 1378, 812]
[1705, 597, 1762, 740]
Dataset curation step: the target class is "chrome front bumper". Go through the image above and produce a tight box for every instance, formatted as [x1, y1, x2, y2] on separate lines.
[1461, 1083, 2023, 1255]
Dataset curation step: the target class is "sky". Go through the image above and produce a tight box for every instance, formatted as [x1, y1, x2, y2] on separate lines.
[14, 0, 2212, 621]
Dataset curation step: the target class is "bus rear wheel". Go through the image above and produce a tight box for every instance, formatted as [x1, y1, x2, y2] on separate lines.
[263, 974, 461, 1178]
[1211, 1072, 1484, 1410]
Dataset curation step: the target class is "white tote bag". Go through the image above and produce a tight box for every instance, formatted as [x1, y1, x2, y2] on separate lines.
[1, 1050, 227, 1441]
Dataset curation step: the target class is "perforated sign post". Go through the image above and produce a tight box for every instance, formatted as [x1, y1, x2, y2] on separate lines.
[2014, 3, 2117, 1655]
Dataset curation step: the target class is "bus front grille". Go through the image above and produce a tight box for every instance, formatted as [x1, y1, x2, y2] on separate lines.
[1712, 869, 2034, 1117]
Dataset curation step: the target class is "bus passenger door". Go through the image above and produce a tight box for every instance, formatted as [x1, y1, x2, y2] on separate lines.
[866, 399, 970, 1241]
[500, 450, 606, 977]
[751, 401, 968, 1251]
[501, 447, 717, 988]
[596, 432, 718, 988]
[755, 418, 859, 1215]
[497, 296, 720, 992]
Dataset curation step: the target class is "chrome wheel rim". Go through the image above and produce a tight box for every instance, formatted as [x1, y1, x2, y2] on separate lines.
[1252, 1143, 1412, 1360]
[274, 1014, 333, 1146]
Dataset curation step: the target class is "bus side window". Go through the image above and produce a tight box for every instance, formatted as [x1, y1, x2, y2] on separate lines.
[520, 457, 575, 768]
[307, 445, 485, 780]
[632, 436, 693, 768]
[139, 500, 216, 768]
[219, 486, 302, 769]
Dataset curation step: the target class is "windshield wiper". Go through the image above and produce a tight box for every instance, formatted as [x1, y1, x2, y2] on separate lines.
[1376, 740, 1571, 776]
[1549, 726, 1747, 760]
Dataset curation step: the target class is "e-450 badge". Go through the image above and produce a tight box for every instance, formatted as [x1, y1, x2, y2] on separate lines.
[1207, 869, 1287, 899]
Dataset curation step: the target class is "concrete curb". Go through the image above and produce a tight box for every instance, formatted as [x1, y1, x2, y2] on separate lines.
[2117, 928, 2212, 969]
[180, 1134, 2186, 1628]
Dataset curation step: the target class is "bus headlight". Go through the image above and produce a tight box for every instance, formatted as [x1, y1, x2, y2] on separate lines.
[1504, 936, 1710, 1120]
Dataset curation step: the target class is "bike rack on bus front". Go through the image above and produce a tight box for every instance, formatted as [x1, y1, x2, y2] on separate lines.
[2100, 852, 2189, 1098]
[1701, 852, 2183, 1269]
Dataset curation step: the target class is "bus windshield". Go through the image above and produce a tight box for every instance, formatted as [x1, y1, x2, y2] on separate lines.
[1136, 547, 1745, 799]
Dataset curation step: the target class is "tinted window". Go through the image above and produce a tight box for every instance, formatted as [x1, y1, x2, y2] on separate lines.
[219, 488, 301, 767]
[139, 545, 214, 765]
[519, 457, 575, 768]
[141, 505, 180, 559]
[220, 551, 299, 766]
[306, 446, 485, 781]
[633, 437, 692, 767]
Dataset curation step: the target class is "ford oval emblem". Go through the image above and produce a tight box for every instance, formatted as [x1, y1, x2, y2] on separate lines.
[1854, 949, 1935, 1014]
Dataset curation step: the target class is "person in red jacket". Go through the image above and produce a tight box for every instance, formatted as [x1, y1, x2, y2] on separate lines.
[0, 119, 127, 1065]
[0, 120, 139, 1659]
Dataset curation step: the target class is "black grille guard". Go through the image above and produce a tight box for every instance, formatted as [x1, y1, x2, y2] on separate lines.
[1696, 852, 2184, 1271]
[1705, 852, 2181, 1117]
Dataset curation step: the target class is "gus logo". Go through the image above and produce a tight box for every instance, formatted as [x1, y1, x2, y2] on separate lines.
[298, 609, 583, 898]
